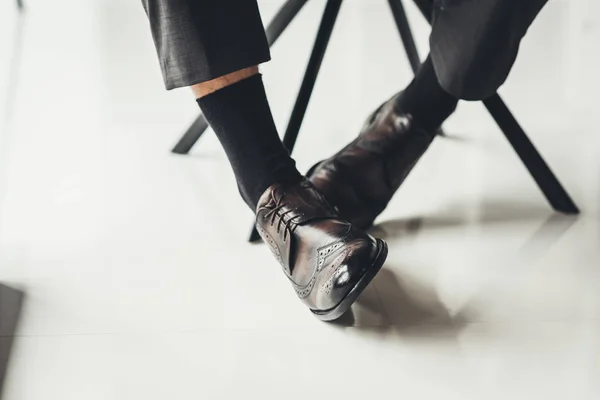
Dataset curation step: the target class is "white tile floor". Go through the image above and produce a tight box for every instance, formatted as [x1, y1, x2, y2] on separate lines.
[1, 0, 600, 399]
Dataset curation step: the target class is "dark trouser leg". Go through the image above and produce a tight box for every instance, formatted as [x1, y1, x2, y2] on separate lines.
[141, 0, 302, 210]
[172, 0, 310, 154]
[389, 1, 550, 133]
[141, 0, 271, 90]
[428, 0, 548, 100]
[422, 0, 578, 213]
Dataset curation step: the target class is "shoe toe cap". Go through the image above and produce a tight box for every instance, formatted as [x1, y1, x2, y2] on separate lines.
[313, 235, 381, 311]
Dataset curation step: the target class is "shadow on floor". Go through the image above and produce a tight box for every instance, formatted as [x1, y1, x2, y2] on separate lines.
[332, 210, 578, 340]
[333, 268, 475, 342]
[0, 284, 25, 399]
[516, 213, 578, 262]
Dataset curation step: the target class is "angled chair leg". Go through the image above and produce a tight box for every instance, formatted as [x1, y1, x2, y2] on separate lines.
[388, 0, 420, 73]
[249, 0, 344, 243]
[280, 0, 343, 153]
[172, 116, 210, 155]
[171, 0, 310, 155]
[483, 95, 579, 214]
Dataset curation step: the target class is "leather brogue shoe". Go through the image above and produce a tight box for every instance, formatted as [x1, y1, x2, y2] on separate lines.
[255, 180, 388, 321]
[307, 93, 435, 230]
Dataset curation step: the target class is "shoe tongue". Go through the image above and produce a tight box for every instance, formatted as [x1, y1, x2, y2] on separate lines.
[256, 185, 278, 214]
[257, 181, 338, 224]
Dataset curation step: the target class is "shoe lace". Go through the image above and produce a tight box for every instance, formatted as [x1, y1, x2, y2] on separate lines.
[263, 193, 302, 242]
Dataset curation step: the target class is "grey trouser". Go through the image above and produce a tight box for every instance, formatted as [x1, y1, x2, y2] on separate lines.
[142, 0, 548, 100]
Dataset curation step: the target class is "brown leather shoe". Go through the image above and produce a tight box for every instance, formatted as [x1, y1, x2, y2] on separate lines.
[255, 180, 388, 321]
[307, 93, 435, 230]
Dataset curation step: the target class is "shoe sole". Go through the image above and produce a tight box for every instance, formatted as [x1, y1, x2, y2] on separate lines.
[311, 238, 388, 322]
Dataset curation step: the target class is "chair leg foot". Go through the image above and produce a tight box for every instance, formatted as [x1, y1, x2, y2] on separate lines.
[248, 227, 262, 243]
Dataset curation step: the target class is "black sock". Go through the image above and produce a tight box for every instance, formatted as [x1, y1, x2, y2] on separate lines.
[197, 74, 302, 211]
[396, 56, 458, 132]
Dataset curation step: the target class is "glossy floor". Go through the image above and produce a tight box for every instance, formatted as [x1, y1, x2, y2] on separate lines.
[1, 0, 599, 399]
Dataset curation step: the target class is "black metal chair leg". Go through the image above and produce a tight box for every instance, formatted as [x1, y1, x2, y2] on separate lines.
[280, 0, 343, 152]
[171, 0, 310, 155]
[483, 95, 579, 214]
[388, 0, 420, 73]
[171, 116, 210, 155]
[264, 0, 310, 45]
[248, 0, 343, 243]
